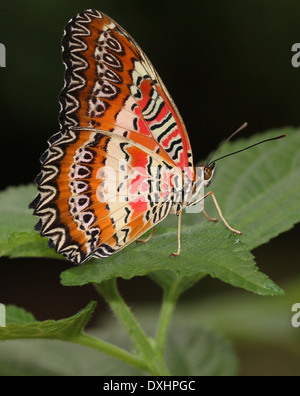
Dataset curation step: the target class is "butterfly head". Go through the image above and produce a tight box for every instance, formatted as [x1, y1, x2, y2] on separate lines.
[203, 162, 216, 187]
[189, 162, 216, 202]
[193, 162, 216, 190]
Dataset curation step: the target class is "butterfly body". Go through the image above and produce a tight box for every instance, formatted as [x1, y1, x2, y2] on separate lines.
[30, 9, 218, 264]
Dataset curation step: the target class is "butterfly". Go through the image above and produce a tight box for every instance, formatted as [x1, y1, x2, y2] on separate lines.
[29, 9, 249, 265]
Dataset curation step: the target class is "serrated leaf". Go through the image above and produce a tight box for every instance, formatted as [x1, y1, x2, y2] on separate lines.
[0, 301, 96, 341]
[61, 222, 282, 296]
[55, 129, 300, 293]
[1, 129, 300, 295]
[0, 231, 61, 259]
[193, 128, 300, 250]
[0, 307, 237, 376]
[0, 185, 61, 259]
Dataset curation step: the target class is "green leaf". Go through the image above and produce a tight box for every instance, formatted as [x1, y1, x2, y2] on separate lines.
[0, 302, 96, 341]
[6, 305, 36, 325]
[166, 326, 238, 376]
[194, 128, 300, 250]
[175, 276, 300, 347]
[0, 185, 61, 259]
[0, 184, 37, 233]
[148, 271, 206, 295]
[60, 128, 299, 293]
[0, 339, 139, 376]
[2, 128, 300, 295]
[0, 231, 61, 259]
[61, 222, 282, 296]
[0, 303, 237, 376]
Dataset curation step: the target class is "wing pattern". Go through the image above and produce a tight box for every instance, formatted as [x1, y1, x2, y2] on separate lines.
[30, 9, 193, 264]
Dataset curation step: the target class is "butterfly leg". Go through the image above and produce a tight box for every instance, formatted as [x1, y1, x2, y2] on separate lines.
[203, 208, 218, 222]
[201, 200, 218, 223]
[170, 210, 182, 257]
[205, 191, 242, 235]
[136, 226, 156, 244]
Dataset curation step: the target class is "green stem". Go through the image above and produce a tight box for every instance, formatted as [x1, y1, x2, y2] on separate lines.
[94, 279, 152, 357]
[94, 279, 170, 375]
[155, 273, 207, 355]
[68, 333, 149, 373]
[155, 284, 181, 355]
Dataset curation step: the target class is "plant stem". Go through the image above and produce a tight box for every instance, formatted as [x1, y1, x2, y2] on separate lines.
[68, 332, 149, 373]
[155, 273, 207, 355]
[94, 279, 170, 375]
[94, 279, 152, 356]
[155, 283, 180, 355]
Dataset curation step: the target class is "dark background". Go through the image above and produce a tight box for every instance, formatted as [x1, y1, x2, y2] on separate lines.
[0, 0, 300, 375]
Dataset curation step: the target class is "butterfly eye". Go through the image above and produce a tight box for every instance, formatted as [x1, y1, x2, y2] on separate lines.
[204, 165, 212, 181]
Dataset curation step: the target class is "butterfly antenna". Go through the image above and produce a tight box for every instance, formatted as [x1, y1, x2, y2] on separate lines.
[209, 134, 286, 165]
[206, 122, 248, 165]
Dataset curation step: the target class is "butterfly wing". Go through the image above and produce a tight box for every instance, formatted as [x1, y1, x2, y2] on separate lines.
[31, 128, 177, 264]
[31, 9, 192, 264]
[59, 9, 194, 170]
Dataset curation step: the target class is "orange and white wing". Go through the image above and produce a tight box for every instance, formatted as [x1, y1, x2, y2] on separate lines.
[30, 9, 192, 264]
[59, 9, 194, 170]
[31, 128, 177, 264]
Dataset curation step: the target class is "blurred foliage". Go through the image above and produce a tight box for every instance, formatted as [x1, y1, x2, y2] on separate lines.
[1, 0, 300, 375]
[1, 275, 300, 375]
